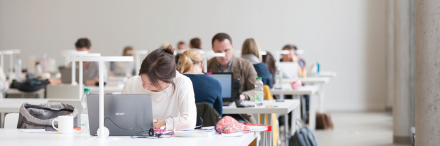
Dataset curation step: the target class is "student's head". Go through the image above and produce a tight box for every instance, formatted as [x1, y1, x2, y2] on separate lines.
[75, 38, 92, 53]
[177, 50, 204, 74]
[241, 38, 261, 61]
[282, 44, 298, 62]
[122, 46, 134, 56]
[212, 33, 234, 66]
[139, 46, 176, 92]
[262, 51, 276, 74]
[262, 51, 277, 85]
[189, 38, 201, 49]
[177, 41, 186, 50]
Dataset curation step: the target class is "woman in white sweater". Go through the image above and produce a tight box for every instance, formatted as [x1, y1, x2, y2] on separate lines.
[122, 47, 197, 131]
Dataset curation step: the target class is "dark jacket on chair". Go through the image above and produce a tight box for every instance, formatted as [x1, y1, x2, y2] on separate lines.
[196, 103, 221, 127]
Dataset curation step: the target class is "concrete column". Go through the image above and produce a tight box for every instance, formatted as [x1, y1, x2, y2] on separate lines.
[393, 0, 415, 144]
[415, 0, 440, 145]
[386, 0, 394, 111]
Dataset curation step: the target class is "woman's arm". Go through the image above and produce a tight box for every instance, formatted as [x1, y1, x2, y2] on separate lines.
[213, 81, 223, 116]
[164, 78, 197, 130]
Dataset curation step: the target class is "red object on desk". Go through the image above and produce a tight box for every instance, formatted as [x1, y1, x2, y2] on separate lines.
[290, 80, 302, 90]
[244, 123, 272, 132]
[205, 72, 212, 75]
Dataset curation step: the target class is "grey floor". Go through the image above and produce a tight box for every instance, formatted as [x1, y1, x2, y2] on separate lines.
[312, 112, 410, 146]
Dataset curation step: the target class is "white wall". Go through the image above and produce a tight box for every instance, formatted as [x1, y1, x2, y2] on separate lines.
[0, 0, 388, 111]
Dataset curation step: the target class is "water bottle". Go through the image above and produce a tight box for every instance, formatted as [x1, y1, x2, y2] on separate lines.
[81, 88, 90, 134]
[274, 68, 282, 89]
[317, 61, 320, 73]
[254, 77, 264, 103]
[14, 55, 22, 80]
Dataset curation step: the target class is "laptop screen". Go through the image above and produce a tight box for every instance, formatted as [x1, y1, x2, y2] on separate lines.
[207, 73, 232, 99]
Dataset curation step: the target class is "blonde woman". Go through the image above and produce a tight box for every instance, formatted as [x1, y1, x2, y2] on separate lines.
[241, 38, 273, 88]
[178, 50, 223, 115]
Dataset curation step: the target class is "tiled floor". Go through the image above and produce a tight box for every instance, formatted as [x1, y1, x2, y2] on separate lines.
[312, 112, 411, 146]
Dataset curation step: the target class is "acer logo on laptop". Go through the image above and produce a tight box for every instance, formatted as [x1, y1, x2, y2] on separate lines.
[115, 113, 125, 116]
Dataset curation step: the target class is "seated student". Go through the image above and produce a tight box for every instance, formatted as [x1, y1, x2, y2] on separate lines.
[189, 37, 205, 54]
[262, 51, 277, 86]
[207, 33, 258, 101]
[175, 41, 186, 65]
[176, 41, 187, 51]
[0, 66, 8, 94]
[69, 38, 107, 85]
[281, 45, 306, 77]
[113, 46, 135, 77]
[241, 38, 273, 88]
[122, 47, 197, 130]
[178, 50, 223, 115]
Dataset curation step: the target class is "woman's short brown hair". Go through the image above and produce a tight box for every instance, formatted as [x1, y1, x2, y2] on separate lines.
[139, 46, 176, 88]
[190, 38, 201, 49]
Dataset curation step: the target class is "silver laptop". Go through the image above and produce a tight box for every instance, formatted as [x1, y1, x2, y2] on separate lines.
[278, 62, 298, 79]
[87, 94, 153, 136]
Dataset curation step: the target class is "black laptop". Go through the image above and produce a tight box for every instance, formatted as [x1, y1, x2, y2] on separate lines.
[206, 72, 235, 106]
[87, 94, 153, 136]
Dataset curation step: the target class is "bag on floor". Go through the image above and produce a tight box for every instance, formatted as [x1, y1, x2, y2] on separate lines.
[289, 120, 319, 146]
[316, 112, 334, 130]
[17, 102, 78, 130]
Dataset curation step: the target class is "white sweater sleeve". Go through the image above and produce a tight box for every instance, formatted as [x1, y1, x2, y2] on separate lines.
[165, 77, 197, 130]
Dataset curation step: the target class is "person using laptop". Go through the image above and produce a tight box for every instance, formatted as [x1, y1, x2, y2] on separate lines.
[207, 33, 258, 101]
[177, 50, 223, 115]
[122, 46, 197, 131]
[241, 38, 273, 88]
[281, 44, 305, 77]
[68, 38, 107, 85]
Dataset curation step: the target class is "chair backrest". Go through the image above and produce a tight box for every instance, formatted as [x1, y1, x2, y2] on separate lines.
[46, 84, 80, 99]
[48, 99, 82, 127]
[4, 113, 19, 129]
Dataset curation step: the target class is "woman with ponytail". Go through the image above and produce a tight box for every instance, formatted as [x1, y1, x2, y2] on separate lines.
[178, 50, 223, 115]
[122, 46, 196, 131]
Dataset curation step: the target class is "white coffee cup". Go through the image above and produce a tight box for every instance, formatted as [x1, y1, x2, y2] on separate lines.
[52, 115, 74, 134]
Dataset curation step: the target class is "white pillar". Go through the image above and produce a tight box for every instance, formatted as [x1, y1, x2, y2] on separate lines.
[79, 60, 83, 99]
[393, 0, 415, 144]
[386, 0, 394, 111]
[415, 0, 440, 145]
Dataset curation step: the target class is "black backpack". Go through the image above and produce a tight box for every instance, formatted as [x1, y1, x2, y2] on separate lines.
[289, 120, 319, 146]
[11, 78, 50, 92]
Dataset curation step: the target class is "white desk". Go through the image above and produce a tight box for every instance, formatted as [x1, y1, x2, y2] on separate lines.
[5, 88, 45, 99]
[282, 77, 330, 113]
[0, 129, 257, 146]
[223, 100, 301, 146]
[270, 85, 320, 131]
[86, 86, 123, 94]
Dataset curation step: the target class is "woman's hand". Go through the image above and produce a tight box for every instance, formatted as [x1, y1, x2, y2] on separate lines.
[153, 120, 166, 129]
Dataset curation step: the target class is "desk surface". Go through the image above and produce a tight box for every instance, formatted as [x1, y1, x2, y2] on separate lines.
[270, 85, 319, 95]
[86, 86, 123, 93]
[0, 129, 257, 146]
[5, 88, 45, 94]
[223, 99, 300, 114]
[282, 77, 330, 84]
